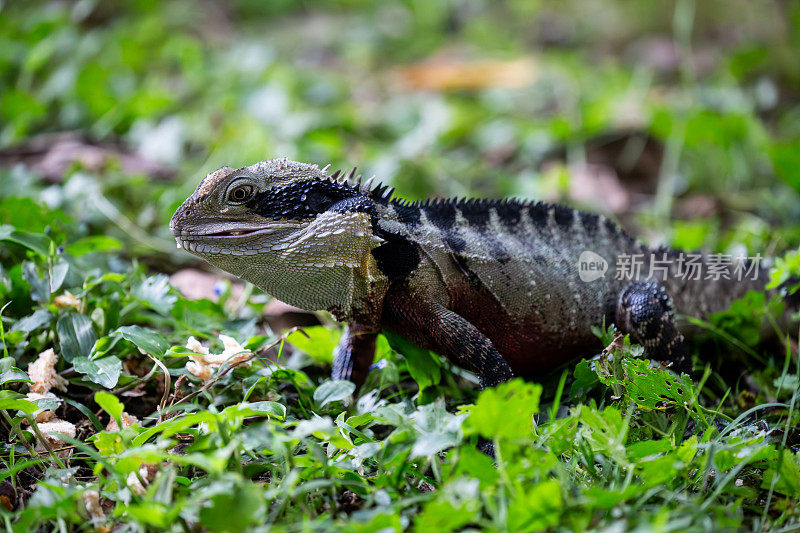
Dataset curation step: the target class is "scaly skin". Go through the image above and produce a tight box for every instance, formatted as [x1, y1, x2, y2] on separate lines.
[170, 158, 773, 389]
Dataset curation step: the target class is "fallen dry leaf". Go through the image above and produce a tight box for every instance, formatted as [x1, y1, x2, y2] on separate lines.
[105, 412, 140, 432]
[185, 335, 253, 381]
[27, 348, 68, 394]
[83, 490, 106, 528]
[127, 463, 159, 496]
[53, 291, 81, 310]
[566, 162, 631, 213]
[26, 391, 59, 423]
[0, 132, 174, 182]
[394, 57, 537, 91]
[34, 419, 77, 456]
[169, 269, 244, 302]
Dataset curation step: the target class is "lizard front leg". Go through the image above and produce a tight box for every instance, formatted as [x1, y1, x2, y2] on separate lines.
[382, 290, 515, 389]
[616, 281, 692, 374]
[332, 324, 378, 387]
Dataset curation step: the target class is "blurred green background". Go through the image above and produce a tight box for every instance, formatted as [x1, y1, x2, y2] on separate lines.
[2, 0, 800, 261]
[3, 3, 800, 529]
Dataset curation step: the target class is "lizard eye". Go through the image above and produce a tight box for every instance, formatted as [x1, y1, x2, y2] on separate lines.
[228, 184, 254, 204]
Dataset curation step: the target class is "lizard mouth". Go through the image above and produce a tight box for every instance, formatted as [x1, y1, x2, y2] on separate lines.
[172, 222, 302, 239]
[205, 228, 264, 237]
[173, 223, 304, 254]
[203, 222, 303, 237]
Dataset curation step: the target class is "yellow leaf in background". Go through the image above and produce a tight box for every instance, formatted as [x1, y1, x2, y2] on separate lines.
[394, 57, 537, 91]
[53, 291, 81, 310]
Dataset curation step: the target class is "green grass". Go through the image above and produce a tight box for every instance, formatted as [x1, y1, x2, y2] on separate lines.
[0, 225, 798, 531]
[2, 1, 800, 531]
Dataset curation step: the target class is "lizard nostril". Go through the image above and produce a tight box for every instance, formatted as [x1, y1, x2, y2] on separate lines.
[169, 207, 184, 236]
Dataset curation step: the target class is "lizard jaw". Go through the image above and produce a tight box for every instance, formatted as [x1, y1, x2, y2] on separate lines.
[171, 222, 301, 240]
[201, 228, 269, 238]
[172, 223, 304, 254]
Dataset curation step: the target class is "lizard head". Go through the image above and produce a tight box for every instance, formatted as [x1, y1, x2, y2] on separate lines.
[170, 157, 395, 311]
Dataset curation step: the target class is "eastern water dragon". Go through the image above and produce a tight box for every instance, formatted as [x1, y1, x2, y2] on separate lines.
[170, 158, 789, 390]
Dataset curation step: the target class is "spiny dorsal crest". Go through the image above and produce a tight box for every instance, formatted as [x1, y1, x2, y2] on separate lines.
[320, 164, 395, 202]
[257, 159, 630, 241]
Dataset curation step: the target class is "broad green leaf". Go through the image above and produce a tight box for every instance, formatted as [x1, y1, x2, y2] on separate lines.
[770, 142, 800, 194]
[22, 261, 49, 302]
[314, 380, 355, 407]
[95, 390, 124, 427]
[165, 345, 198, 357]
[132, 274, 177, 315]
[198, 482, 265, 532]
[774, 374, 800, 391]
[709, 290, 774, 346]
[243, 334, 272, 352]
[677, 435, 699, 463]
[346, 412, 375, 427]
[175, 448, 233, 474]
[0, 330, 25, 345]
[11, 308, 53, 333]
[64, 235, 122, 256]
[384, 329, 441, 391]
[74, 356, 122, 388]
[30, 395, 60, 411]
[92, 430, 126, 455]
[626, 439, 672, 460]
[131, 412, 217, 447]
[57, 312, 97, 362]
[416, 498, 479, 532]
[570, 359, 599, 399]
[222, 401, 287, 422]
[91, 335, 120, 359]
[506, 480, 563, 532]
[2, 229, 52, 256]
[83, 272, 126, 289]
[597, 356, 700, 419]
[344, 513, 402, 532]
[115, 445, 167, 474]
[49, 260, 69, 292]
[463, 379, 541, 439]
[125, 503, 171, 528]
[448, 445, 499, 487]
[286, 325, 341, 363]
[0, 197, 69, 233]
[767, 249, 800, 290]
[0, 367, 31, 385]
[269, 367, 309, 385]
[291, 416, 334, 439]
[0, 398, 38, 414]
[239, 401, 286, 420]
[114, 325, 169, 357]
[583, 485, 642, 510]
[577, 405, 628, 465]
[762, 450, 800, 497]
[411, 432, 459, 458]
[408, 400, 465, 457]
